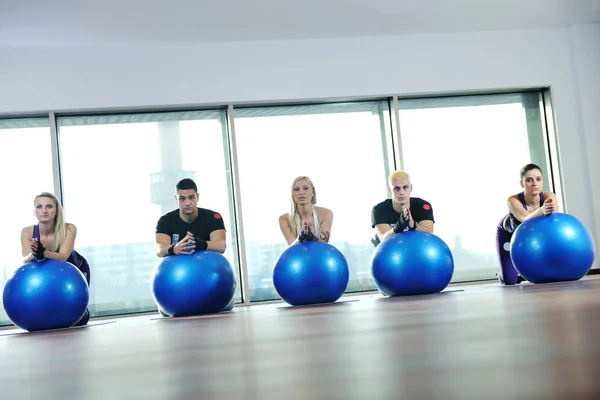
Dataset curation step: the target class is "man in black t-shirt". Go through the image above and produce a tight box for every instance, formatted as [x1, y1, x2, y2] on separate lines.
[371, 170, 435, 247]
[155, 178, 227, 256]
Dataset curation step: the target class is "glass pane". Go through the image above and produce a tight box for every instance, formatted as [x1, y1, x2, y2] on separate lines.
[397, 92, 549, 282]
[57, 111, 240, 316]
[233, 102, 393, 301]
[0, 119, 53, 326]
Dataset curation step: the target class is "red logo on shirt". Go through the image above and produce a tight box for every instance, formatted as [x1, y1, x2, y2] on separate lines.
[423, 204, 431, 211]
[214, 213, 222, 219]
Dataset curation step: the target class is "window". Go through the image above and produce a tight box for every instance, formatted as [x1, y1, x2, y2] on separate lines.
[0, 91, 558, 321]
[232, 102, 394, 301]
[397, 92, 551, 281]
[0, 118, 54, 326]
[57, 111, 240, 316]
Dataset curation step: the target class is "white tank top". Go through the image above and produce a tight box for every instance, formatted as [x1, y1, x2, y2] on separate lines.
[293, 207, 321, 237]
[312, 207, 321, 238]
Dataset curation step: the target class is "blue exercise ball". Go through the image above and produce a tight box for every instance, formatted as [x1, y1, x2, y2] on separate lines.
[510, 213, 595, 284]
[371, 231, 454, 296]
[152, 251, 236, 317]
[273, 242, 349, 306]
[3, 260, 89, 332]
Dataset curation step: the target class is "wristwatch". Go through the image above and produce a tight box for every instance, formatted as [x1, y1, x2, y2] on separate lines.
[410, 221, 418, 231]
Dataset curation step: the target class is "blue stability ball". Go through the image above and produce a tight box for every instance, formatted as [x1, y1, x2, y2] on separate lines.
[273, 242, 350, 306]
[371, 231, 454, 296]
[510, 213, 595, 284]
[3, 260, 89, 332]
[152, 251, 236, 317]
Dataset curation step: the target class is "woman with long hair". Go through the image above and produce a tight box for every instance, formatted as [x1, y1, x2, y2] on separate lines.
[20, 192, 91, 325]
[278, 176, 333, 246]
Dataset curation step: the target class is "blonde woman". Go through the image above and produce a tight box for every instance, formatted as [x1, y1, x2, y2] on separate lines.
[20, 192, 91, 326]
[278, 176, 333, 246]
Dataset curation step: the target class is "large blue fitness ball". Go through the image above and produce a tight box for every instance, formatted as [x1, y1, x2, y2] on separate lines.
[371, 231, 454, 296]
[510, 213, 595, 284]
[3, 260, 89, 332]
[273, 242, 349, 306]
[152, 251, 236, 317]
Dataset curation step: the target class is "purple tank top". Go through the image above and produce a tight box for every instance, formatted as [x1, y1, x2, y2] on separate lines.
[32, 225, 81, 266]
[506, 192, 545, 231]
[517, 192, 545, 210]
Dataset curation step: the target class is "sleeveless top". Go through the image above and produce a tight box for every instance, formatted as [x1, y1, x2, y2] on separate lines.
[294, 207, 321, 237]
[33, 225, 83, 267]
[312, 207, 321, 238]
[507, 192, 545, 232]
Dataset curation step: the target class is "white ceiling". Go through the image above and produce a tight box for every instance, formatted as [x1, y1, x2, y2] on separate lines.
[1, 0, 600, 46]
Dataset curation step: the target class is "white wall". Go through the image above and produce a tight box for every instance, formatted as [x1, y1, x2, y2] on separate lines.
[0, 25, 598, 264]
[568, 23, 600, 261]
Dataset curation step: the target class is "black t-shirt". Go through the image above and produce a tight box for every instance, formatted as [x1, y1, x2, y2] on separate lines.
[370, 198, 434, 246]
[156, 208, 226, 245]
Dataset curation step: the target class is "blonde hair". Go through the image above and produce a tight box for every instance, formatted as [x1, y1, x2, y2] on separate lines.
[388, 170, 411, 187]
[34, 192, 67, 252]
[287, 176, 317, 237]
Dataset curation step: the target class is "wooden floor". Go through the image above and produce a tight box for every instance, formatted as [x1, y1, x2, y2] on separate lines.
[1, 277, 600, 400]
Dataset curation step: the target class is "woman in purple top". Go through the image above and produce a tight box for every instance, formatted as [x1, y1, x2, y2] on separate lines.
[496, 163, 559, 285]
[20, 192, 91, 325]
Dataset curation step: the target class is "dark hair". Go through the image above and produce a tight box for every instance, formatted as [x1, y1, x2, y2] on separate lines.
[176, 178, 197, 192]
[520, 163, 543, 180]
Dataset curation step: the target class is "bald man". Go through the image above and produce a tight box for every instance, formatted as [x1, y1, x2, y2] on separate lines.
[371, 170, 435, 246]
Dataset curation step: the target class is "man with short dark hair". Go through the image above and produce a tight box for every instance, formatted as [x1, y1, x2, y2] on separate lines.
[155, 178, 226, 257]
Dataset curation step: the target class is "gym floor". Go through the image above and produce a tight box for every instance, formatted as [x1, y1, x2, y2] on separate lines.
[1, 276, 599, 399]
